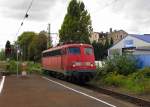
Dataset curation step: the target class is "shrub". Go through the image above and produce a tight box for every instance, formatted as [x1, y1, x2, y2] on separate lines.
[6, 60, 21, 74]
[6, 61, 42, 75]
[94, 67, 107, 80]
[129, 67, 150, 94]
[103, 54, 137, 75]
[92, 66, 150, 94]
[130, 67, 150, 81]
[102, 72, 146, 93]
[26, 62, 42, 74]
[103, 72, 125, 87]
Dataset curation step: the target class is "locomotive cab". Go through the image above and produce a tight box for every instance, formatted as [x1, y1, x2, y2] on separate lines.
[64, 44, 96, 82]
[42, 43, 96, 83]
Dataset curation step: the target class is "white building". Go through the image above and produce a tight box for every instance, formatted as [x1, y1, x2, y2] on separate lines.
[108, 34, 150, 68]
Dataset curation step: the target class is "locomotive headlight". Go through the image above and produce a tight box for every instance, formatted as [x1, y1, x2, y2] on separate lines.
[72, 64, 76, 67]
[72, 62, 82, 67]
[90, 63, 94, 67]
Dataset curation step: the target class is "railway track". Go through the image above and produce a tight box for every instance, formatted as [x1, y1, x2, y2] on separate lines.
[83, 84, 150, 107]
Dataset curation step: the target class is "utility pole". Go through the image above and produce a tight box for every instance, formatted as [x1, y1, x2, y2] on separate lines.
[16, 44, 19, 77]
[47, 23, 51, 48]
[47, 24, 59, 47]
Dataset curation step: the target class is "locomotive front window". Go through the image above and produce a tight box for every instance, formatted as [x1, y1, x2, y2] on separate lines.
[84, 47, 93, 55]
[68, 47, 80, 54]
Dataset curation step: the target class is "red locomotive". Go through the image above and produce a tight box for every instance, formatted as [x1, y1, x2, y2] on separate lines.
[42, 43, 96, 83]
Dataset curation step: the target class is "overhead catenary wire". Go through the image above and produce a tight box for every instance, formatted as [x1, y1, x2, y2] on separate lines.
[16, 0, 34, 37]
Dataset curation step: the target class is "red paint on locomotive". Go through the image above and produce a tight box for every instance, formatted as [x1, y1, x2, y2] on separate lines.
[42, 43, 96, 82]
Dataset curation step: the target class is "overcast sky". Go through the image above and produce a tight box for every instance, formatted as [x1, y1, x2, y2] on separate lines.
[0, 0, 150, 49]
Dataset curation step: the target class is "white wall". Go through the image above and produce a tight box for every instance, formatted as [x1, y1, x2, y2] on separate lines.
[110, 35, 150, 50]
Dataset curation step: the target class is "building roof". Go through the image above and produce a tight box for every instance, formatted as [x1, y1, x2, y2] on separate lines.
[130, 34, 150, 43]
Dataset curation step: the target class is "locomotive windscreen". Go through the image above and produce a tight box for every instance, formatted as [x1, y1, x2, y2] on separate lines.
[84, 47, 93, 55]
[68, 47, 80, 55]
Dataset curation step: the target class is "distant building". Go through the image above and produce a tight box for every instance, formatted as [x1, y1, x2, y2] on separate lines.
[108, 29, 128, 44]
[89, 32, 100, 43]
[108, 34, 150, 68]
[90, 28, 128, 44]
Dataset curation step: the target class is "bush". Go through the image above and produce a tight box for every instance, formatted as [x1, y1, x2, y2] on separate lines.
[97, 67, 150, 94]
[26, 62, 42, 74]
[102, 72, 146, 93]
[103, 72, 125, 87]
[128, 67, 150, 94]
[6, 61, 42, 75]
[6, 60, 21, 74]
[93, 67, 107, 81]
[103, 54, 137, 75]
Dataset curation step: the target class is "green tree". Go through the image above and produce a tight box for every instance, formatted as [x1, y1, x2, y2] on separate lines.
[92, 41, 105, 60]
[39, 31, 52, 48]
[59, 0, 92, 44]
[105, 37, 109, 49]
[29, 31, 47, 61]
[103, 37, 110, 57]
[38, 31, 48, 51]
[110, 37, 113, 47]
[18, 32, 36, 60]
[92, 41, 99, 60]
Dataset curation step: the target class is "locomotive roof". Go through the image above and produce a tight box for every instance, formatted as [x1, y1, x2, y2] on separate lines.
[42, 43, 92, 53]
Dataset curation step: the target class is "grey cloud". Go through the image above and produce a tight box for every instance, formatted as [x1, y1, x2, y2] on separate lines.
[96, 0, 120, 10]
[1, 0, 66, 21]
[110, 0, 150, 33]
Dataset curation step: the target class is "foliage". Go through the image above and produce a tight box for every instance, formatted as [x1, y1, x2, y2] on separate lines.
[28, 32, 47, 61]
[131, 67, 150, 79]
[92, 37, 114, 60]
[39, 30, 52, 48]
[129, 67, 150, 93]
[104, 73, 145, 93]
[6, 60, 21, 74]
[17, 31, 48, 62]
[26, 61, 42, 74]
[103, 54, 137, 75]
[6, 60, 42, 74]
[103, 72, 125, 87]
[110, 37, 113, 47]
[93, 65, 150, 94]
[92, 41, 105, 60]
[0, 49, 6, 60]
[59, 0, 92, 43]
[18, 32, 36, 60]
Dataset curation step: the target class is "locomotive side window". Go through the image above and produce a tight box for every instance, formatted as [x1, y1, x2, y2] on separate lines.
[61, 48, 66, 55]
[68, 47, 80, 55]
[84, 47, 93, 55]
[43, 49, 62, 57]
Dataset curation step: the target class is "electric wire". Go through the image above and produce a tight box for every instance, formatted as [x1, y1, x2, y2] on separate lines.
[15, 0, 34, 37]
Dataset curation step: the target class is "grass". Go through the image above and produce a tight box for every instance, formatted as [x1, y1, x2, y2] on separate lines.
[92, 67, 150, 94]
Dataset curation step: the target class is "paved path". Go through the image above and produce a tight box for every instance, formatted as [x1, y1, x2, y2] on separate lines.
[0, 75, 138, 107]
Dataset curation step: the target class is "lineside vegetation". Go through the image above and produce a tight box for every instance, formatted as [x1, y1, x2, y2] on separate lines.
[92, 54, 150, 94]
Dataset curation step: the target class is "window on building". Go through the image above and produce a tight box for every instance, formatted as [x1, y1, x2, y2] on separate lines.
[122, 47, 136, 54]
